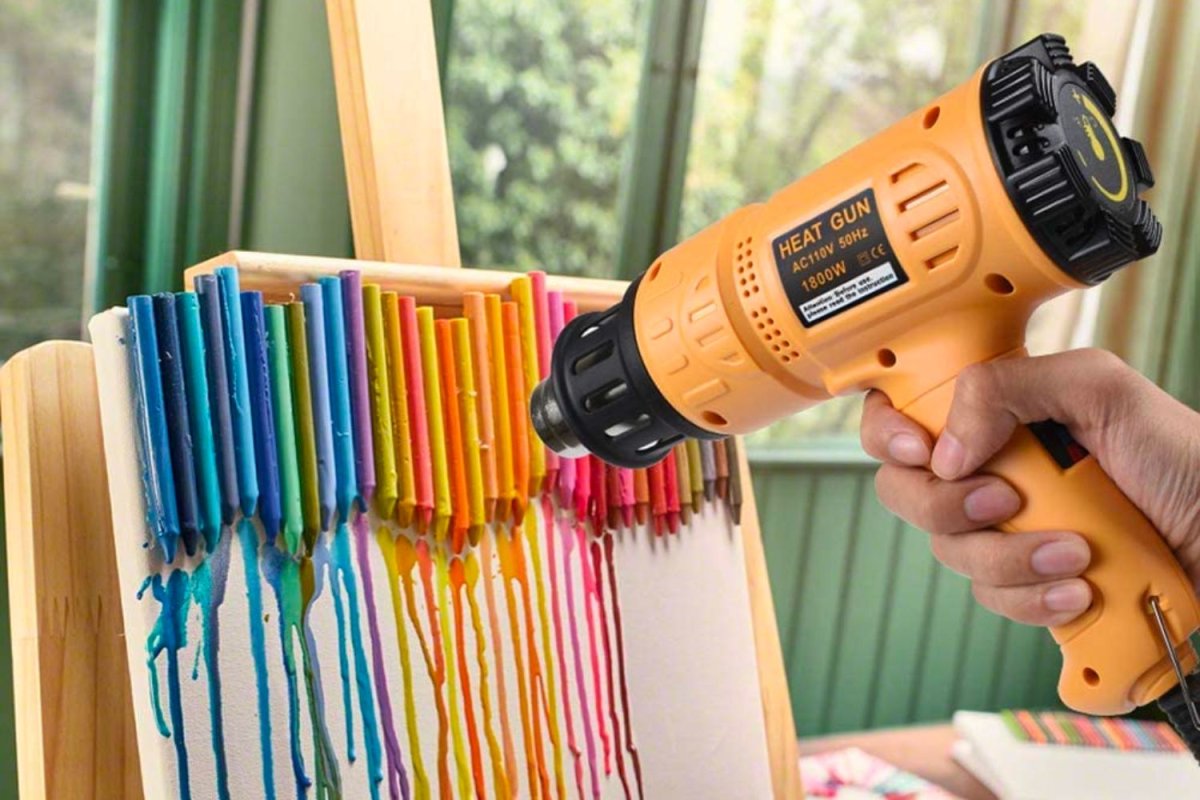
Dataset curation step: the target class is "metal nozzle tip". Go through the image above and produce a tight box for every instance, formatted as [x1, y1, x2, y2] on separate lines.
[530, 379, 589, 458]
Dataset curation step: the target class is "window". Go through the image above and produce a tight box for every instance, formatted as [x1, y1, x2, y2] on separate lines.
[443, 0, 649, 278]
[0, 0, 98, 362]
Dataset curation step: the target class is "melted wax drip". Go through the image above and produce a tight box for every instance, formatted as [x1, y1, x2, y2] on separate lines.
[462, 550, 510, 798]
[143, 569, 193, 800]
[477, 535, 521, 795]
[603, 533, 645, 799]
[196, 531, 233, 800]
[435, 550, 474, 796]
[238, 519, 277, 799]
[414, 540, 454, 798]
[296, 553, 343, 799]
[352, 514, 412, 800]
[544, 497, 586, 799]
[376, 530, 431, 800]
[578, 524, 611, 771]
[449, 557, 487, 796]
[262, 542, 314, 796]
[494, 530, 544, 795]
[560, 515, 601, 799]
[330, 521, 386, 797]
[521, 504, 568, 797]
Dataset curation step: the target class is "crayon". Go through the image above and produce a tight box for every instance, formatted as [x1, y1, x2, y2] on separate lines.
[674, 443, 692, 527]
[485, 295, 514, 524]
[632, 468, 650, 526]
[501, 302, 530, 521]
[175, 292, 222, 553]
[452, 318, 487, 545]
[714, 436, 730, 500]
[686, 438, 704, 511]
[726, 437, 743, 525]
[699, 439, 717, 504]
[242, 291, 282, 544]
[509, 277, 544, 496]
[286, 302, 322, 550]
[362, 284, 398, 519]
[417, 307, 452, 540]
[554, 298, 577, 509]
[463, 293, 498, 522]
[153, 293, 201, 557]
[400, 298, 434, 532]
[663, 450, 680, 534]
[215, 266, 259, 517]
[341, 271, 375, 507]
[381, 293, 416, 528]
[266, 305, 303, 555]
[529, 272, 559, 488]
[300, 284, 337, 532]
[193, 276, 239, 524]
[320, 277, 357, 521]
[128, 295, 180, 562]
[436, 319, 471, 552]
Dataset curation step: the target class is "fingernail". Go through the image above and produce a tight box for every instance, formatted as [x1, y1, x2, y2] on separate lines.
[1031, 539, 1090, 577]
[963, 483, 1021, 522]
[1044, 581, 1091, 613]
[887, 434, 929, 465]
[932, 432, 965, 479]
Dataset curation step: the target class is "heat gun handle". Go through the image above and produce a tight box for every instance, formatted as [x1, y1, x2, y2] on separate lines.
[900, 376, 1200, 716]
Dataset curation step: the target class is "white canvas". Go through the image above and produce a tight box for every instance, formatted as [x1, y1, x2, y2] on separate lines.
[90, 308, 774, 799]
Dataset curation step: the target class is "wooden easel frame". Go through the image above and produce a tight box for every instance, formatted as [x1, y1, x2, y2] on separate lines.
[0, 0, 800, 796]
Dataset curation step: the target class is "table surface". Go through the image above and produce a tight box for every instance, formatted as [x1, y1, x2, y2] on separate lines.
[798, 723, 998, 800]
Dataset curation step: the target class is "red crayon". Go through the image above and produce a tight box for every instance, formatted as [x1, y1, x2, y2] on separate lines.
[606, 466, 622, 530]
[590, 455, 607, 534]
[573, 445, 591, 522]
[398, 297, 434, 533]
[663, 450, 680, 534]
[632, 468, 649, 526]
[647, 461, 667, 535]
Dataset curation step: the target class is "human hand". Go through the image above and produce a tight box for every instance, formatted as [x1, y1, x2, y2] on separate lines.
[860, 348, 1200, 627]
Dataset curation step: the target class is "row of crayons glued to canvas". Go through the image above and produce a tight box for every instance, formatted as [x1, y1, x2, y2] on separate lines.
[1001, 709, 1187, 752]
[127, 267, 742, 564]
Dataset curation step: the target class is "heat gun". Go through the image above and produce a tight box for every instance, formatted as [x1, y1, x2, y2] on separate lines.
[529, 33, 1200, 719]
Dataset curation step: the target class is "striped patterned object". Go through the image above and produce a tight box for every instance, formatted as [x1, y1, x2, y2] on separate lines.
[1002, 709, 1187, 753]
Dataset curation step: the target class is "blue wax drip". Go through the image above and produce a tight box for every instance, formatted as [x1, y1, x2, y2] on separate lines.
[312, 534, 357, 763]
[331, 520, 384, 798]
[297, 534, 343, 797]
[143, 570, 193, 799]
[194, 528, 233, 800]
[262, 545, 313, 796]
[238, 519, 276, 800]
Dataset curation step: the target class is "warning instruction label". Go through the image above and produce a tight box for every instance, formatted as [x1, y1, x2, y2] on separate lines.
[771, 188, 906, 328]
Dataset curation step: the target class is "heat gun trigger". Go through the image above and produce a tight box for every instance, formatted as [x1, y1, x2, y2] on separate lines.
[1148, 595, 1200, 730]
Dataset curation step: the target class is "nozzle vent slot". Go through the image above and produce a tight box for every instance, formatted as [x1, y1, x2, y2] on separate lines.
[573, 341, 614, 374]
[583, 380, 628, 412]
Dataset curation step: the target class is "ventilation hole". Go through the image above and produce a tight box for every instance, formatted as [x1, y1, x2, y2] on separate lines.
[926, 247, 959, 269]
[583, 380, 628, 412]
[789, 351, 800, 359]
[1083, 668, 1100, 686]
[781, 356, 790, 363]
[742, 291, 751, 298]
[877, 348, 897, 368]
[899, 180, 949, 212]
[911, 208, 961, 240]
[985, 273, 1015, 295]
[604, 413, 651, 440]
[923, 106, 940, 129]
[701, 410, 728, 428]
[890, 162, 923, 184]
[647, 262, 663, 282]
[750, 310, 759, 318]
[572, 341, 614, 374]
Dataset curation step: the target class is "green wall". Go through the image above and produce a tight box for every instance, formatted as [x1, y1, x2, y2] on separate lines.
[750, 452, 1063, 735]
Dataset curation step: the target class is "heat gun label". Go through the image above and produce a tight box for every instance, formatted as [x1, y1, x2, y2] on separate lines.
[771, 188, 906, 327]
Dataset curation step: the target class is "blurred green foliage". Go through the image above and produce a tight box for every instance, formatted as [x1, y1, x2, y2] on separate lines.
[0, 0, 95, 361]
[444, 0, 647, 278]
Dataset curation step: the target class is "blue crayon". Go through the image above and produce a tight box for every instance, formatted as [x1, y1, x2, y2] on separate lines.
[153, 293, 202, 558]
[215, 267, 259, 517]
[319, 277, 357, 521]
[241, 292, 282, 545]
[301, 284, 337, 532]
[175, 292, 223, 553]
[128, 295, 180, 563]
[195, 276, 240, 524]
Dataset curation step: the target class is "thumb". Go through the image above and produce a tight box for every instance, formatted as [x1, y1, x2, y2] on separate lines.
[930, 349, 1135, 481]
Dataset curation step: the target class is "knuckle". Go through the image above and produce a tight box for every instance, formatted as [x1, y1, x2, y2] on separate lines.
[956, 362, 997, 408]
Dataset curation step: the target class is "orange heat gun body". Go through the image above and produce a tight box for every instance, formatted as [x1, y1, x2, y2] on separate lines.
[531, 34, 1200, 717]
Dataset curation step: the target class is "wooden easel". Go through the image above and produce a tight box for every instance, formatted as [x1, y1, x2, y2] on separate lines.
[0, 1, 801, 796]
